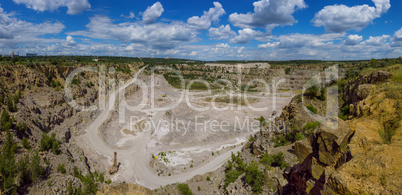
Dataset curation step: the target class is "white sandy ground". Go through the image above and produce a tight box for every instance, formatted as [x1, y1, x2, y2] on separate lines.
[75, 67, 294, 189]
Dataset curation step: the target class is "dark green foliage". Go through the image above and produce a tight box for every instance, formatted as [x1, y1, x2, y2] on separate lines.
[31, 151, 44, 181]
[285, 67, 291, 75]
[320, 87, 326, 101]
[72, 166, 99, 194]
[0, 130, 18, 194]
[339, 104, 350, 121]
[22, 137, 31, 149]
[206, 176, 211, 181]
[17, 122, 28, 133]
[294, 132, 305, 141]
[57, 164, 66, 174]
[6, 96, 15, 112]
[224, 152, 248, 188]
[306, 105, 317, 114]
[260, 152, 289, 169]
[67, 181, 75, 195]
[71, 78, 81, 86]
[245, 161, 263, 193]
[249, 135, 254, 142]
[1, 109, 13, 131]
[256, 116, 266, 127]
[225, 169, 242, 187]
[40, 132, 61, 155]
[302, 121, 321, 137]
[306, 86, 319, 97]
[273, 135, 289, 147]
[177, 183, 193, 195]
[302, 121, 321, 131]
[345, 67, 361, 79]
[0, 131, 44, 193]
[50, 80, 61, 88]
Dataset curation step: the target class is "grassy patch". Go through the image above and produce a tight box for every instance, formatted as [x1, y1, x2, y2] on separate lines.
[339, 104, 350, 120]
[306, 105, 318, 114]
[260, 152, 289, 169]
[273, 135, 289, 147]
[177, 183, 193, 195]
[302, 121, 321, 132]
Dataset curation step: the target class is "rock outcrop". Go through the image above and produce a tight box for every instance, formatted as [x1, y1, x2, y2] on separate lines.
[283, 118, 354, 194]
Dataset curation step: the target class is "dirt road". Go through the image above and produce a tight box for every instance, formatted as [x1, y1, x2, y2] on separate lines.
[83, 67, 245, 189]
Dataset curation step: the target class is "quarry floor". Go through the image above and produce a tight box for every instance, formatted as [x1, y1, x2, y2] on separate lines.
[75, 68, 295, 189]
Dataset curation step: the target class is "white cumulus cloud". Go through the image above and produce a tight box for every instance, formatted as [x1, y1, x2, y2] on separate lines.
[343, 35, 363, 46]
[229, 0, 306, 29]
[312, 0, 391, 33]
[391, 27, 402, 47]
[65, 35, 77, 46]
[142, 2, 164, 24]
[0, 6, 65, 49]
[187, 2, 226, 30]
[70, 16, 197, 50]
[208, 25, 236, 40]
[362, 35, 390, 46]
[13, 0, 91, 15]
[230, 28, 264, 44]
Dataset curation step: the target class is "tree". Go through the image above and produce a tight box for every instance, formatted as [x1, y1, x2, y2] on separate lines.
[1, 109, 11, 131]
[6, 96, 15, 112]
[245, 161, 263, 193]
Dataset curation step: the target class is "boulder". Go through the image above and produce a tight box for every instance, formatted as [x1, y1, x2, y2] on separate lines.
[356, 84, 375, 101]
[283, 118, 355, 194]
[294, 139, 312, 163]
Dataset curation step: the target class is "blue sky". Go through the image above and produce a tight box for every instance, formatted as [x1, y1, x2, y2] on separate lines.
[0, 0, 401, 60]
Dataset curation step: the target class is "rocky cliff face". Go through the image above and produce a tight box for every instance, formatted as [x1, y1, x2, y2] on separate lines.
[283, 118, 354, 194]
[282, 67, 402, 194]
[0, 63, 147, 194]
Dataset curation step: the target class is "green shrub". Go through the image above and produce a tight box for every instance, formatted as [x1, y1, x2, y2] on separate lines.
[320, 87, 326, 101]
[40, 132, 61, 155]
[306, 105, 317, 114]
[295, 132, 304, 141]
[57, 164, 66, 174]
[1, 109, 12, 131]
[260, 152, 289, 169]
[6, 96, 15, 112]
[302, 121, 321, 131]
[177, 183, 193, 195]
[17, 122, 28, 133]
[306, 86, 319, 97]
[273, 135, 289, 147]
[225, 169, 241, 187]
[249, 135, 254, 142]
[197, 186, 201, 191]
[206, 176, 210, 181]
[71, 78, 81, 86]
[72, 166, 98, 194]
[339, 104, 350, 120]
[22, 137, 31, 149]
[285, 68, 291, 75]
[245, 161, 263, 193]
